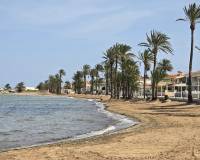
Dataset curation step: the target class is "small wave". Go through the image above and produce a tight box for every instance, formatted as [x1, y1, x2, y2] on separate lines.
[67, 97, 75, 99]
[95, 101, 138, 130]
[87, 99, 94, 102]
[74, 126, 116, 140]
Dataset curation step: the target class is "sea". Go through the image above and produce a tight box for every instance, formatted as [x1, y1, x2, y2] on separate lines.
[0, 95, 137, 151]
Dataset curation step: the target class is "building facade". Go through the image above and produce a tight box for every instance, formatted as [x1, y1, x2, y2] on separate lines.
[139, 71, 200, 99]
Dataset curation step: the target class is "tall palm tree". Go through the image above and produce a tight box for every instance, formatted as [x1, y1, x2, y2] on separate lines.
[103, 61, 110, 95]
[113, 43, 120, 98]
[177, 3, 200, 103]
[138, 50, 153, 99]
[58, 69, 66, 94]
[72, 71, 83, 94]
[55, 74, 61, 94]
[118, 44, 132, 99]
[82, 64, 91, 94]
[95, 64, 104, 94]
[103, 48, 115, 98]
[48, 75, 57, 93]
[90, 68, 96, 94]
[139, 30, 173, 100]
[123, 58, 140, 99]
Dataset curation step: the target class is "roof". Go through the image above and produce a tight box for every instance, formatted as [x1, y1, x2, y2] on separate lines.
[166, 71, 185, 79]
[185, 70, 200, 78]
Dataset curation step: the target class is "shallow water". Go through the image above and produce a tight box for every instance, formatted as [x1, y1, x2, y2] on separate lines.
[0, 95, 136, 151]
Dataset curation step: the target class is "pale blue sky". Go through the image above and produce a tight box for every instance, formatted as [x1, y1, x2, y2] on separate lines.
[0, 0, 200, 87]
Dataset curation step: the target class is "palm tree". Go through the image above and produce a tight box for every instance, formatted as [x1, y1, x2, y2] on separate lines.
[103, 62, 110, 95]
[15, 82, 25, 93]
[154, 59, 173, 96]
[177, 3, 200, 103]
[58, 69, 66, 94]
[103, 48, 115, 98]
[112, 43, 120, 98]
[4, 84, 11, 91]
[72, 71, 83, 94]
[139, 30, 173, 100]
[82, 64, 91, 94]
[95, 64, 104, 94]
[55, 74, 61, 94]
[64, 81, 71, 89]
[90, 69, 96, 94]
[118, 44, 132, 99]
[36, 82, 45, 91]
[123, 58, 140, 99]
[138, 50, 153, 99]
[48, 75, 56, 93]
[157, 59, 173, 74]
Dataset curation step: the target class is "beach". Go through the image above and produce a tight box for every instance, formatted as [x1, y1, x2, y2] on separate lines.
[0, 94, 200, 159]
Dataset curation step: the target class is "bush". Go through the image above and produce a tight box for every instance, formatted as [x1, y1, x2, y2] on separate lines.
[164, 95, 169, 100]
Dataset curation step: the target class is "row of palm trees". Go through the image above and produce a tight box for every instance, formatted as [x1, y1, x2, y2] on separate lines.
[73, 3, 200, 103]
[37, 69, 66, 94]
[38, 3, 200, 103]
[138, 3, 200, 103]
[102, 43, 140, 99]
[73, 43, 140, 99]
[138, 31, 173, 100]
[73, 64, 104, 94]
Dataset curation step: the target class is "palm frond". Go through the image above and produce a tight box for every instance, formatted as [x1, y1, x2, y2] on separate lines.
[176, 18, 186, 21]
[196, 46, 200, 51]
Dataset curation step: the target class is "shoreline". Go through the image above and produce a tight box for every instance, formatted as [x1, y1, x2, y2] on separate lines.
[0, 95, 138, 153]
[1, 94, 200, 159]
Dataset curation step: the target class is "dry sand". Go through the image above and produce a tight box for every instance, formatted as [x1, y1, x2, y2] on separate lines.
[1, 94, 200, 160]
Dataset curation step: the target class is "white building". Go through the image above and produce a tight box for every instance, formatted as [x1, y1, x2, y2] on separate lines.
[25, 87, 39, 92]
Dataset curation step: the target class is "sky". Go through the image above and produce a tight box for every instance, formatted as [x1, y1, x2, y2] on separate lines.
[0, 0, 200, 87]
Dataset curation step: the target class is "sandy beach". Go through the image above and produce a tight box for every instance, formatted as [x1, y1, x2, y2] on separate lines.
[0, 94, 200, 160]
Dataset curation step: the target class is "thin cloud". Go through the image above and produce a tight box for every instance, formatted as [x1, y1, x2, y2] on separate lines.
[0, 0, 155, 39]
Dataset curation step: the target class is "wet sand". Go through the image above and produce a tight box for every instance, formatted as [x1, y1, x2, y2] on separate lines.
[1, 94, 200, 160]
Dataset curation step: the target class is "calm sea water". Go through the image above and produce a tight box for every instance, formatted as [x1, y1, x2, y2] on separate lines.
[0, 95, 136, 151]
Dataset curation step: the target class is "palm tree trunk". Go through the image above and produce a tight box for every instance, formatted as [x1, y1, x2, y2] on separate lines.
[105, 70, 109, 95]
[91, 78, 94, 95]
[110, 64, 113, 98]
[152, 52, 157, 100]
[59, 74, 62, 94]
[116, 81, 120, 99]
[122, 71, 125, 99]
[114, 57, 118, 98]
[84, 75, 86, 94]
[117, 83, 122, 99]
[188, 28, 194, 103]
[121, 60, 125, 99]
[126, 76, 128, 99]
[127, 82, 130, 99]
[143, 69, 146, 99]
[95, 77, 98, 95]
